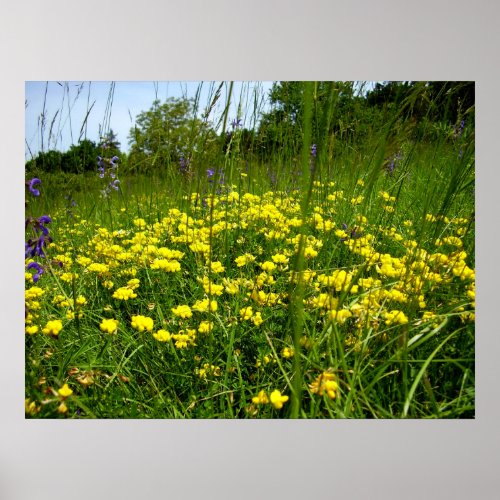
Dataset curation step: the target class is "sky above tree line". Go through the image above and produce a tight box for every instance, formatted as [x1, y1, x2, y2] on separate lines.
[25, 81, 275, 159]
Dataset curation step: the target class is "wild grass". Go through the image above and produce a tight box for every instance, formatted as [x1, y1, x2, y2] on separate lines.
[25, 81, 475, 418]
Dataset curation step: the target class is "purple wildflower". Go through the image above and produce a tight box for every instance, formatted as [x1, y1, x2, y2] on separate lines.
[25, 234, 52, 258]
[97, 155, 120, 196]
[179, 155, 190, 174]
[311, 144, 317, 158]
[38, 215, 52, 226]
[28, 178, 42, 197]
[25, 215, 53, 258]
[26, 261, 44, 282]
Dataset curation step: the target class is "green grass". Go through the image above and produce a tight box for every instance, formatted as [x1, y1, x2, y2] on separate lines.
[25, 81, 475, 418]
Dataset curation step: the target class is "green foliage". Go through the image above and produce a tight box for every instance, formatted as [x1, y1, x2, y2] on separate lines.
[26, 139, 101, 175]
[98, 129, 122, 159]
[127, 98, 219, 175]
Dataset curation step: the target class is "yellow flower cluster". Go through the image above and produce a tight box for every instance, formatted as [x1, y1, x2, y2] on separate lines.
[153, 329, 171, 342]
[252, 389, 289, 410]
[171, 304, 193, 319]
[309, 371, 339, 399]
[197, 363, 221, 379]
[131, 315, 154, 332]
[112, 287, 137, 300]
[42, 319, 63, 337]
[100, 318, 119, 334]
[192, 299, 217, 313]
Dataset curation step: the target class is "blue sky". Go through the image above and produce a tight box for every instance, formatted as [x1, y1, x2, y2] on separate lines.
[25, 81, 274, 158]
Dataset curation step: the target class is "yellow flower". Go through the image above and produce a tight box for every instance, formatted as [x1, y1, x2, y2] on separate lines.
[309, 371, 338, 399]
[25, 286, 45, 300]
[153, 329, 171, 342]
[87, 262, 110, 274]
[252, 311, 263, 327]
[327, 309, 353, 324]
[42, 319, 63, 337]
[200, 277, 224, 296]
[150, 259, 181, 272]
[252, 390, 269, 405]
[269, 390, 289, 410]
[192, 299, 218, 313]
[260, 261, 276, 273]
[198, 321, 213, 334]
[171, 304, 193, 319]
[351, 195, 364, 205]
[303, 246, 318, 259]
[60, 272, 79, 283]
[235, 253, 255, 267]
[75, 295, 87, 306]
[131, 315, 154, 332]
[127, 278, 140, 289]
[240, 306, 253, 321]
[58, 383, 73, 398]
[25, 325, 39, 335]
[271, 253, 289, 265]
[210, 261, 225, 273]
[58, 402, 69, 414]
[100, 318, 119, 335]
[383, 310, 409, 326]
[25, 399, 40, 415]
[112, 287, 137, 300]
[223, 279, 240, 295]
[281, 347, 294, 359]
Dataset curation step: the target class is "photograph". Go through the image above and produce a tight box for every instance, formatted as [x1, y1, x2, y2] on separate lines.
[24, 80, 475, 419]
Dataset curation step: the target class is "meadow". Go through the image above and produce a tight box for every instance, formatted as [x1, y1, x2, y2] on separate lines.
[24, 81, 475, 418]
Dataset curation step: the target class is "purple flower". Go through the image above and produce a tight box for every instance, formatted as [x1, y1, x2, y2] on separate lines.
[38, 215, 52, 226]
[310, 144, 317, 158]
[26, 261, 44, 282]
[111, 180, 120, 191]
[25, 234, 52, 258]
[25, 215, 53, 258]
[111, 156, 119, 163]
[231, 118, 242, 130]
[207, 168, 215, 178]
[28, 178, 41, 197]
[179, 156, 190, 173]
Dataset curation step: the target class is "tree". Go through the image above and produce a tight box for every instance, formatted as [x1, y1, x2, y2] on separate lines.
[365, 81, 474, 124]
[98, 129, 122, 159]
[25, 149, 63, 174]
[61, 139, 100, 173]
[256, 81, 362, 161]
[128, 98, 218, 173]
[25, 140, 100, 174]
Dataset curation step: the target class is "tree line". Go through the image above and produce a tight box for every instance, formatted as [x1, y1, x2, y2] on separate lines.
[25, 81, 474, 175]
